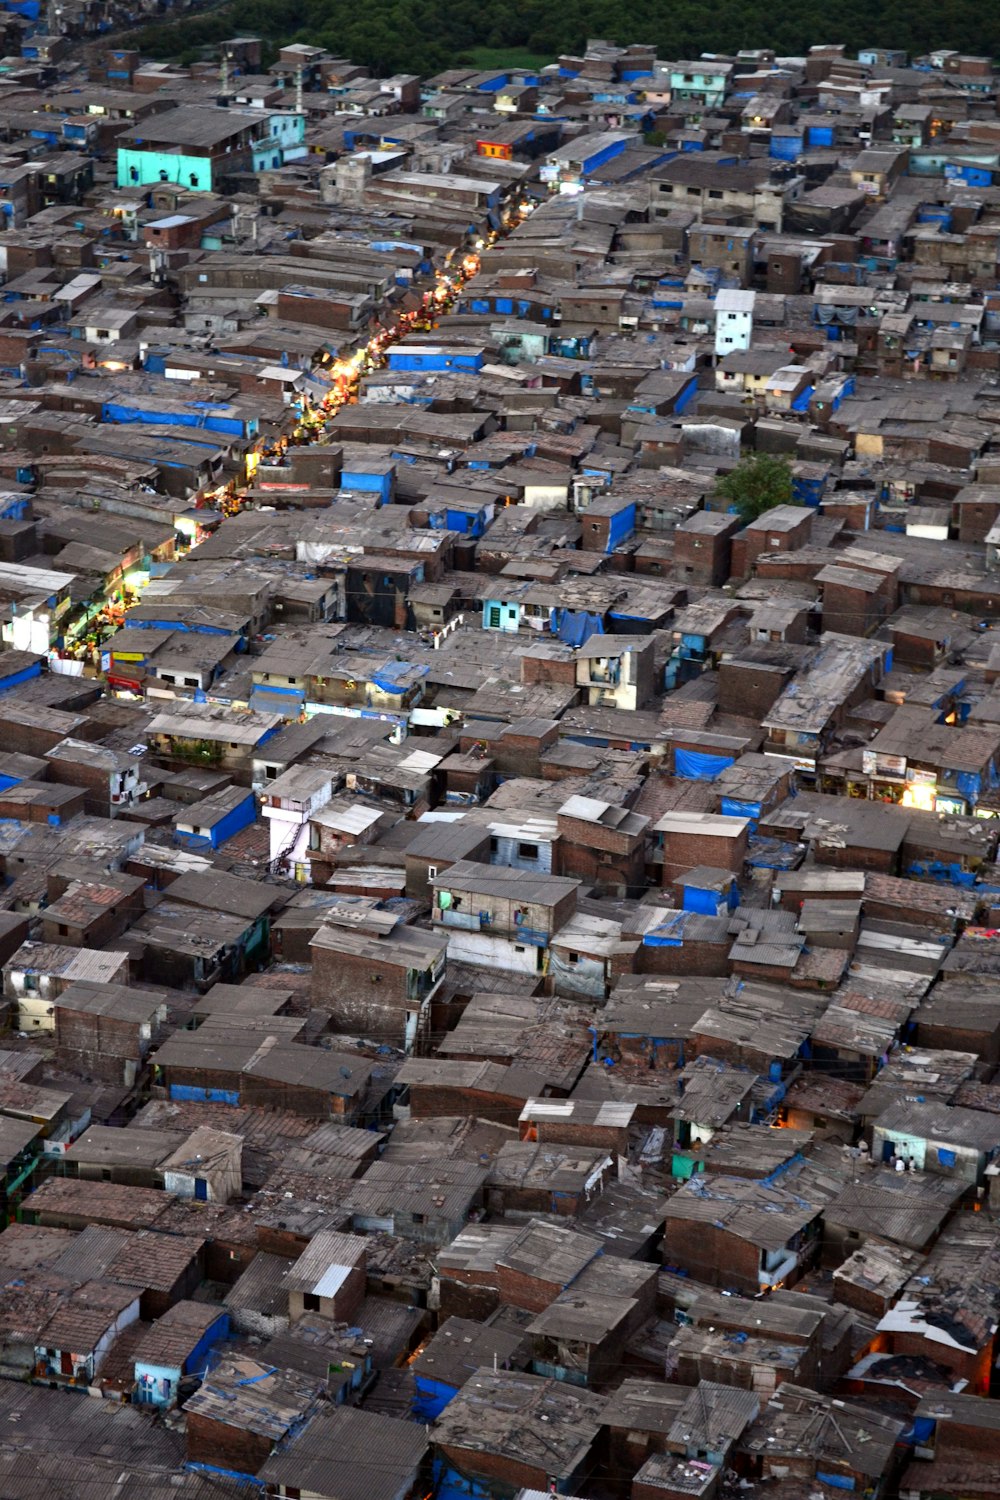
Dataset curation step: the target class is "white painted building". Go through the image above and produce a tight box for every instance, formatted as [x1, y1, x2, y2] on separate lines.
[260, 764, 334, 876]
[714, 287, 756, 357]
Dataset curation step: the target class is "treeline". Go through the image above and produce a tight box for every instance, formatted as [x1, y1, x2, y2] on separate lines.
[133, 0, 1000, 76]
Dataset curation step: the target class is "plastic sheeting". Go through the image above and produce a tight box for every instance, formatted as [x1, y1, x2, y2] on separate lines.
[554, 609, 604, 648]
[170, 1084, 239, 1105]
[902, 1416, 936, 1447]
[956, 771, 981, 805]
[682, 885, 721, 915]
[817, 303, 861, 326]
[674, 748, 734, 781]
[250, 686, 304, 717]
[369, 662, 428, 694]
[642, 912, 686, 946]
[905, 860, 977, 887]
[746, 836, 804, 870]
[607, 503, 636, 551]
[720, 797, 761, 819]
[102, 401, 245, 437]
[549, 949, 605, 996]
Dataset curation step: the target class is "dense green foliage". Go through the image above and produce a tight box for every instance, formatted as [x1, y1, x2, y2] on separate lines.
[715, 453, 795, 523]
[134, 0, 1000, 77]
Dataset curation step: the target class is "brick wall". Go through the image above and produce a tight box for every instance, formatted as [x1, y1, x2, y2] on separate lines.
[53, 1046, 139, 1086]
[937, 1419, 1000, 1463]
[558, 836, 646, 896]
[662, 826, 747, 887]
[813, 841, 896, 875]
[186, 1411, 275, 1476]
[289, 1262, 365, 1324]
[830, 1273, 890, 1320]
[0, 717, 83, 757]
[54, 1008, 144, 1058]
[408, 1082, 526, 1128]
[888, 1330, 983, 1386]
[662, 1218, 761, 1296]
[497, 725, 560, 777]
[496, 1263, 568, 1314]
[533, 1121, 628, 1155]
[558, 812, 644, 856]
[718, 661, 793, 719]
[914, 1018, 998, 1067]
[311, 945, 410, 1044]
[674, 525, 738, 587]
[754, 554, 824, 585]
[437, 1272, 500, 1322]
[958, 499, 1000, 544]
[276, 291, 360, 331]
[520, 654, 578, 688]
[674, 1342, 807, 1396]
[241, 1073, 348, 1121]
[435, 1442, 569, 1497]
[688, 1029, 780, 1076]
[636, 939, 731, 978]
[270, 923, 319, 964]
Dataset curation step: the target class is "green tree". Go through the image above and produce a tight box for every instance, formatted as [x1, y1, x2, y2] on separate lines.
[715, 452, 795, 524]
[129, 0, 1000, 87]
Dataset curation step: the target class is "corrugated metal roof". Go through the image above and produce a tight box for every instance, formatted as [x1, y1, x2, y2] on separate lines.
[183, 1357, 320, 1441]
[223, 1251, 291, 1317]
[259, 1403, 427, 1500]
[284, 1229, 366, 1296]
[39, 1279, 139, 1352]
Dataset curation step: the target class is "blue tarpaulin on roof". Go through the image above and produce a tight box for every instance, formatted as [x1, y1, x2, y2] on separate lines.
[674, 748, 734, 781]
[368, 661, 428, 694]
[101, 401, 247, 437]
[368, 674, 409, 695]
[747, 836, 803, 870]
[642, 912, 686, 947]
[606, 502, 636, 551]
[170, 1084, 239, 1105]
[0, 661, 41, 693]
[249, 685, 304, 716]
[956, 771, 981, 805]
[902, 1416, 936, 1447]
[905, 860, 977, 886]
[554, 609, 604, 647]
[682, 885, 721, 915]
[720, 797, 761, 819]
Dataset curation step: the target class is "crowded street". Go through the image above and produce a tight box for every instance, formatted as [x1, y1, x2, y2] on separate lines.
[55, 201, 533, 666]
[210, 210, 530, 518]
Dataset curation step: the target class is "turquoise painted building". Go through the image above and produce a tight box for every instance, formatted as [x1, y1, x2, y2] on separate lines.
[116, 104, 306, 192]
[134, 1308, 230, 1407]
[252, 111, 308, 172]
[668, 63, 732, 110]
